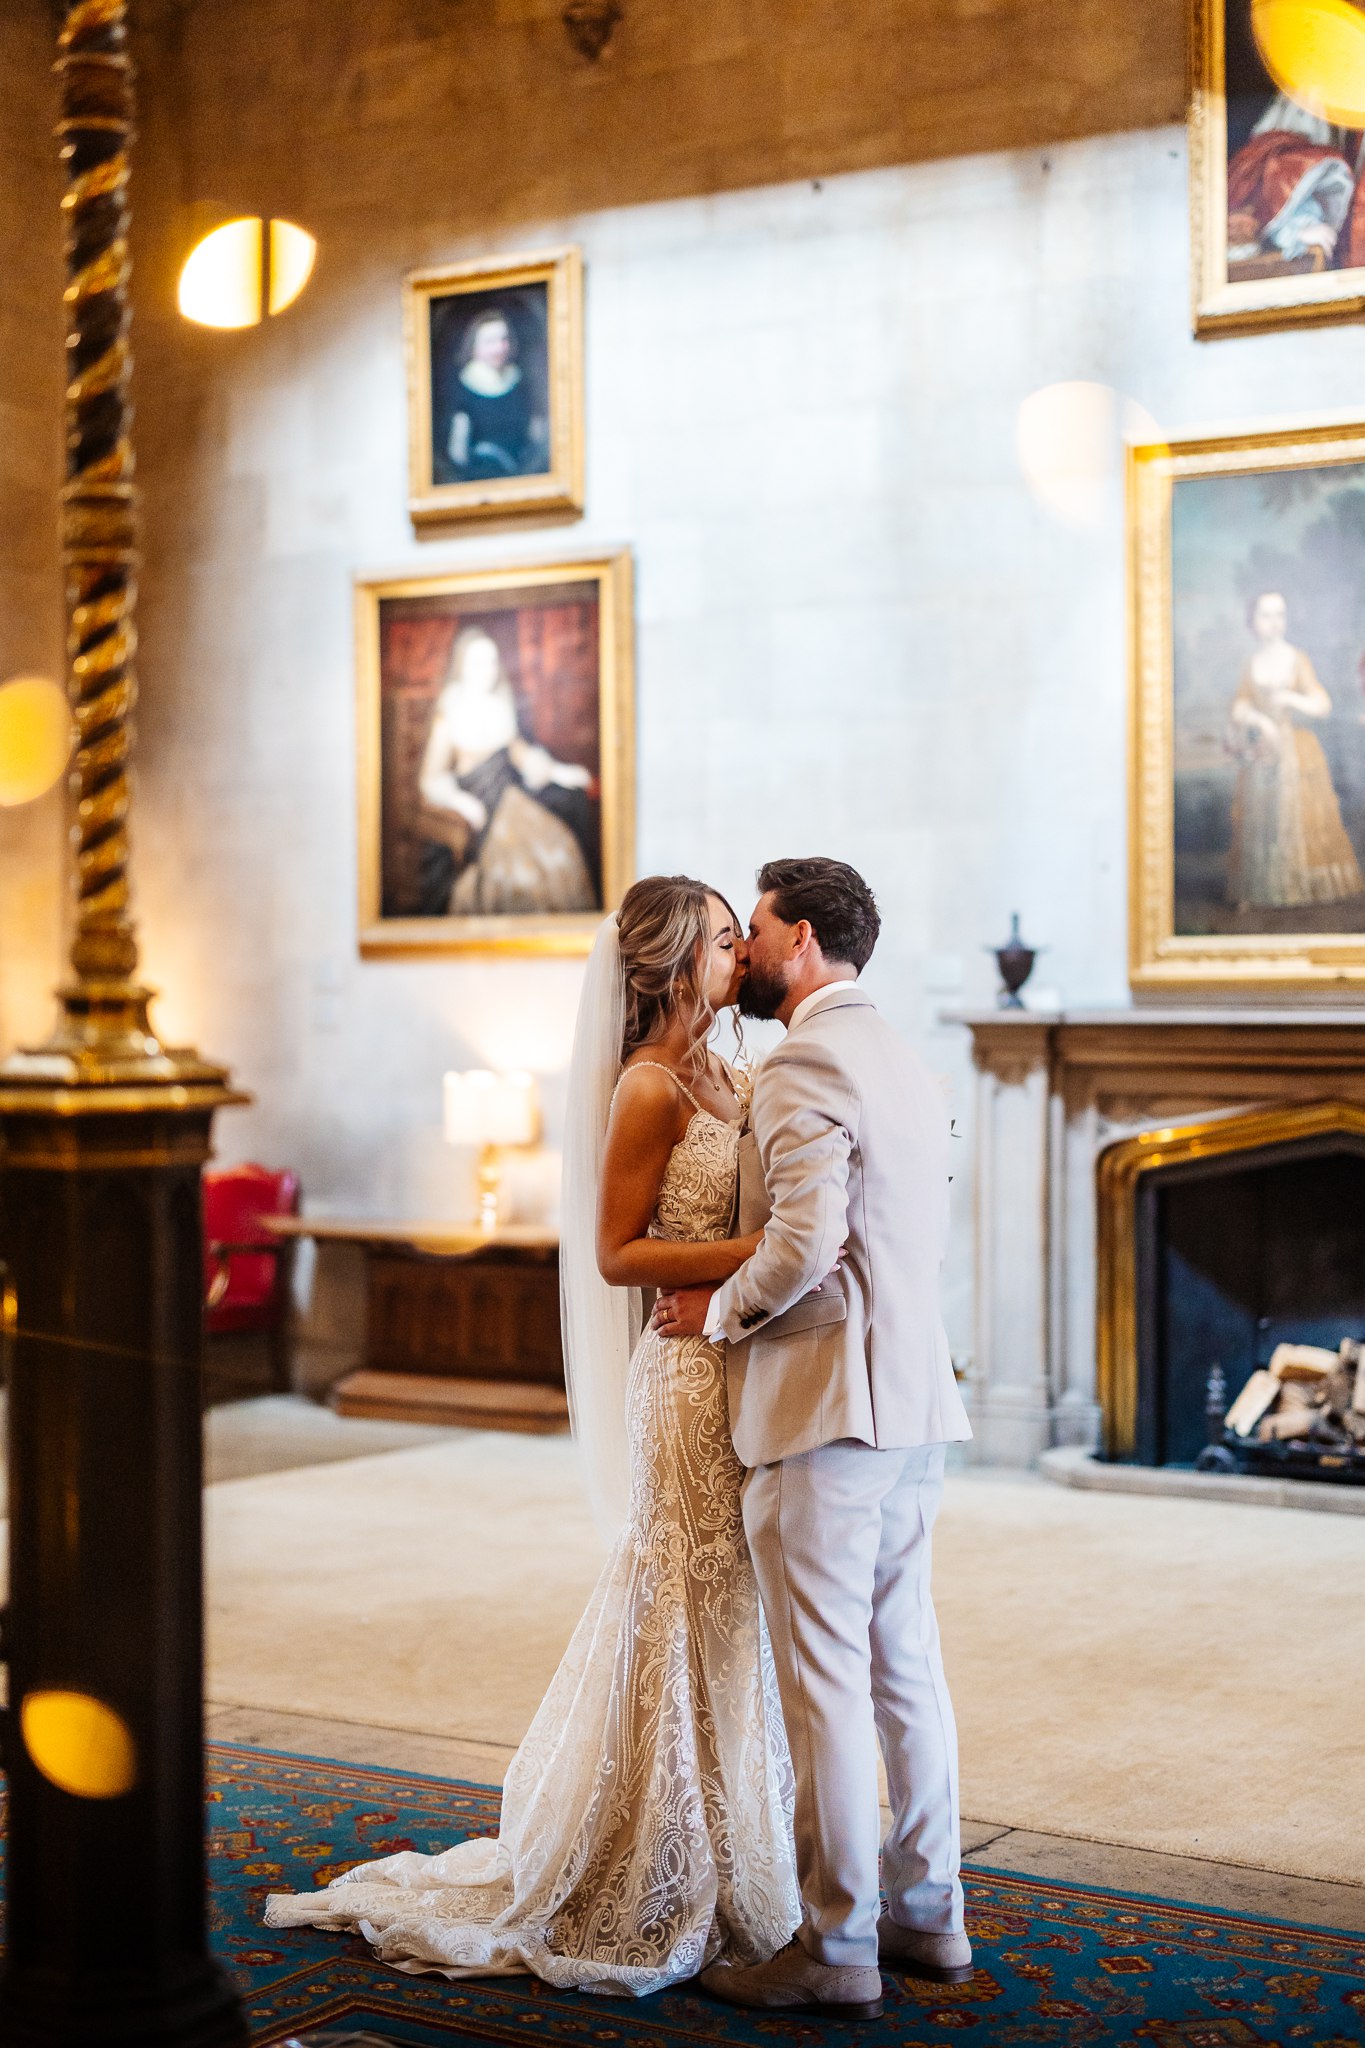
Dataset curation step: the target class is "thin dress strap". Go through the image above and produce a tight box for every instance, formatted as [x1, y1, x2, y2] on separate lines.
[618, 1058, 706, 1115]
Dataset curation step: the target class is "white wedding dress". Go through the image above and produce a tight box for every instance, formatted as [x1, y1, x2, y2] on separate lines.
[265, 1072, 799, 1996]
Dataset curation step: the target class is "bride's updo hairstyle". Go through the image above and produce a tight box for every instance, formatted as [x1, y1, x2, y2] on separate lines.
[617, 874, 732, 1079]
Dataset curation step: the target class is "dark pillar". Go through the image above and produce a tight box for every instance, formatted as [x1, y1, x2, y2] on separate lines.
[0, 3, 248, 2041]
[0, 1107, 247, 2046]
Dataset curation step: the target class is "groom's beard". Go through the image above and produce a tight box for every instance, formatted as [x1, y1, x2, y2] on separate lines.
[738, 959, 790, 1020]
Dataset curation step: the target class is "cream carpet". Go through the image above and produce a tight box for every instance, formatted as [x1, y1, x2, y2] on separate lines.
[205, 1437, 1365, 1886]
[206, 1434, 608, 1749]
[203, 1394, 463, 1484]
[932, 1474, 1364, 1885]
[0, 1394, 462, 1514]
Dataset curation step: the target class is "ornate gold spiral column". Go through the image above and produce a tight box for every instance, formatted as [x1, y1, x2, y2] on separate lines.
[11, 0, 220, 1080]
[60, 0, 141, 991]
[0, 5, 248, 2040]
[38, 0, 176, 1070]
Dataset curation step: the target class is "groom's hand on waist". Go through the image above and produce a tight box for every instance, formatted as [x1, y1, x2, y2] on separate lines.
[652, 1286, 714, 1339]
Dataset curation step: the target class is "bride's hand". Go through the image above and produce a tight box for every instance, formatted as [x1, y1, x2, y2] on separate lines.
[813, 1244, 847, 1293]
[652, 1286, 712, 1338]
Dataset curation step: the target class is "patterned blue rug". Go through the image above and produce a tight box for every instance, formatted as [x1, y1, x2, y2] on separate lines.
[210, 1745, 1364, 2045]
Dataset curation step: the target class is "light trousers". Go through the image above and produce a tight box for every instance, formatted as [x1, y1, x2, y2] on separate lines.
[742, 1439, 964, 1969]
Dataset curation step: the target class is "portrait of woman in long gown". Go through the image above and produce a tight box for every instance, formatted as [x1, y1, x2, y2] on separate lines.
[418, 626, 598, 917]
[1226, 592, 1365, 910]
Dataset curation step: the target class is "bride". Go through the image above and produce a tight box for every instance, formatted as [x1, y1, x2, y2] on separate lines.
[265, 875, 800, 1993]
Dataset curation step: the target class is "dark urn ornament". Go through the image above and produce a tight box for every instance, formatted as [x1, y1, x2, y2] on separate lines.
[990, 912, 1039, 1009]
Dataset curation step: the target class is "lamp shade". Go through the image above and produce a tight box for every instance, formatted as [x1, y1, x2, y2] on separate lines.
[443, 1069, 539, 1148]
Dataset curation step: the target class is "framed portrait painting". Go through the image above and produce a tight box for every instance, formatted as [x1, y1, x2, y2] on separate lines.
[1129, 412, 1365, 990]
[1189, 0, 1365, 336]
[404, 247, 584, 526]
[357, 552, 634, 956]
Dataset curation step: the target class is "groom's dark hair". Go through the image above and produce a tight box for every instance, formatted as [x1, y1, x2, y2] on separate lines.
[756, 857, 880, 973]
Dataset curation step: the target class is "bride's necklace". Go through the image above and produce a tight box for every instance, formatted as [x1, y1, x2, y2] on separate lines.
[650, 1048, 734, 1115]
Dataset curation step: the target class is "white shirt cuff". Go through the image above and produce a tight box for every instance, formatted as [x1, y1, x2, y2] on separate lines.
[702, 1291, 722, 1339]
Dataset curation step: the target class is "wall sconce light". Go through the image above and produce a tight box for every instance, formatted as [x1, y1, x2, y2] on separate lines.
[0, 675, 75, 807]
[177, 216, 317, 329]
[443, 1069, 541, 1231]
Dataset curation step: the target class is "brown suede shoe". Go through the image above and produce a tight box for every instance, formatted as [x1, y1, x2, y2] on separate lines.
[877, 1914, 974, 1983]
[701, 1937, 884, 2018]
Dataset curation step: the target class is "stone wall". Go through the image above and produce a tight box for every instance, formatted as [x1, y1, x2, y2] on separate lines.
[138, 0, 1186, 229]
[7, 2, 1365, 1401]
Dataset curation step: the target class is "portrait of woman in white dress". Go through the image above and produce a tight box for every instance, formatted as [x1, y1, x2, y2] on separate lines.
[363, 554, 630, 954]
[417, 625, 598, 918]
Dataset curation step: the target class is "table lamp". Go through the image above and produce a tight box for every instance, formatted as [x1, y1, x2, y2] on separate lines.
[443, 1069, 541, 1231]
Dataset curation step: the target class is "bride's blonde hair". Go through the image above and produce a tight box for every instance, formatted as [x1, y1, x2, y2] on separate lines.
[617, 874, 741, 1081]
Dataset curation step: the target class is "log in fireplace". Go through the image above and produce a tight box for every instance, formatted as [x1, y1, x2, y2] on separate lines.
[1203, 1338, 1365, 1484]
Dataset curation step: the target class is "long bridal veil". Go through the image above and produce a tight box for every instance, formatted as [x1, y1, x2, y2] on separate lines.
[559, 914, 642, 1540]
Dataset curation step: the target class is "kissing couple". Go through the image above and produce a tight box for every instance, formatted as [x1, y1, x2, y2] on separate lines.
[268, 856, 973, 2019]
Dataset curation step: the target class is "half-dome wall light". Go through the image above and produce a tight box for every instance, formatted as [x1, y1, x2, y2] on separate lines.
[177, 216, 317, 329]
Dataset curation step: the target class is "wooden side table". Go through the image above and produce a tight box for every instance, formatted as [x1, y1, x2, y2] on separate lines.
[269, 1220, 567, 1432]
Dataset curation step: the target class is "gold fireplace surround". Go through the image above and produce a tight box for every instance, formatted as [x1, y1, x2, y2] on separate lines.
[1096, 1098, 1365, 1458]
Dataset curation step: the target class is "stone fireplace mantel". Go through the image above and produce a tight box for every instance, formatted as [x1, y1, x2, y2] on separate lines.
[949, 1007, 1365, 1465]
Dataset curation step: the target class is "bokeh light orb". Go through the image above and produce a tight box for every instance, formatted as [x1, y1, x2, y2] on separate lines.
[1253, 0, 1365, 130]
[0, 674, 74, 806]
[21, 1690, 138, 1800]
[1016, 382, 1161, 531]
[178, 217, 317, 329]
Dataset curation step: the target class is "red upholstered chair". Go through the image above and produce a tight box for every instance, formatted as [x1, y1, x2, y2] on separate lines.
[203, 1164, 301, 1391]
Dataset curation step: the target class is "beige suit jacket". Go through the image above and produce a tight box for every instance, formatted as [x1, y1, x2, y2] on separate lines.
[711, 986, 971, 1468]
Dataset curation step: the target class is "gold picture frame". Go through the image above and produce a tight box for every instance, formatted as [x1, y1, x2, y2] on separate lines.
[1189, 0, 1365, 338]
[404, 247, 584, 527]
[357, 551, 634, 956]
[1129, 409, 1365, 991]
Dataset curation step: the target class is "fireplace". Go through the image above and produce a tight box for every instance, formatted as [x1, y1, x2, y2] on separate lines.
[1097, 1101, 1365, 1464]
[956, 1009, 1365, 1466]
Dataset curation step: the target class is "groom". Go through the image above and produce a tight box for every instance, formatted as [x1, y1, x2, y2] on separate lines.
[653, 856, 972, 2019]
